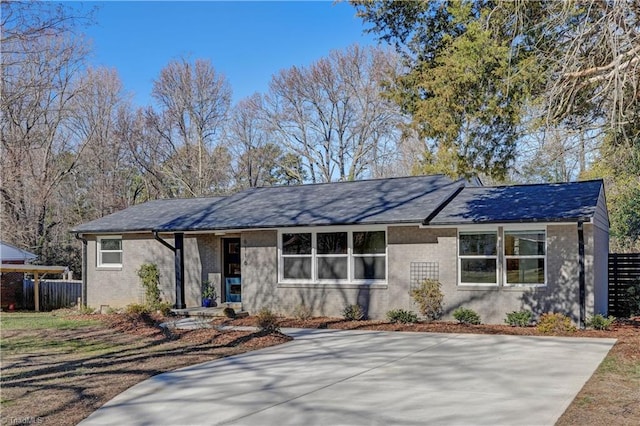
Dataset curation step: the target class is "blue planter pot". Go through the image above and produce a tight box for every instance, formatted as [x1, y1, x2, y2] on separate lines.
[202, 298, 212, 307]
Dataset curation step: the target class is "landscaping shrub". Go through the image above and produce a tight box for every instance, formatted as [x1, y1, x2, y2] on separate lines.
[452, 307, 481, 325]
[255, 308, 280, 332]
[292, 303, 313, 321]
[222, 307, 236, 319]
[125, 303, 151, 315]
[343, 304, 365, 321]
[77, 305, 95, 315]
[410, 279, 444, 321]
[386, 309, 418, 324]
[137, 263, 161, 306]
[626, 280, 640, 317]
[537, 313, 577, 334]
[504, 310, 533, 327]
[152, 301, 173, 316]
[586, 314, 616, 330]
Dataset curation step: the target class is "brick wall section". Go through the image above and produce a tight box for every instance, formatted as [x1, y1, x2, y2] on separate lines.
[1, 260, 25, 308]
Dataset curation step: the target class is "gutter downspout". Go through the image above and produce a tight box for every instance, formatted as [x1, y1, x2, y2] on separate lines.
[578, 221, 586, 329]
[153, 231, 186, 309]
[74, 233, 88, 307]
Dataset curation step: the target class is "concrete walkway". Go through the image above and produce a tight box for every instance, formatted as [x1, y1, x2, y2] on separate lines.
[80, 329, 616, 426]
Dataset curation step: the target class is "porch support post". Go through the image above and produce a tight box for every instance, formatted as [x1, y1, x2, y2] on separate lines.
[578, 221, 586, 329]
[174, 233, 186, 309]
[34, 272, 40, 312]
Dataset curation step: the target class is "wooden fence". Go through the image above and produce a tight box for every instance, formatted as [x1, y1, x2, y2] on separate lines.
[22, 279, 82, 311]
[608, 253, 640, 317]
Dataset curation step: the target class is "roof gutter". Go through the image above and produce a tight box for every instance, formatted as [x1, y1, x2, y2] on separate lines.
[578, 221, 586, 329]
[153, 231, 176, 252]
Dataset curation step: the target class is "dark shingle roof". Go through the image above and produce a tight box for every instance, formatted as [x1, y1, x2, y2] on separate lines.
[156, 175, 461, 231]
[425, 180, 603, 225]
[71, 197, 226, 233]
[71, 176, 605, 234]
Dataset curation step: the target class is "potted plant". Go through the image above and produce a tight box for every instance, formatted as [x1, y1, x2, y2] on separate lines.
[202, 280, 217, 307]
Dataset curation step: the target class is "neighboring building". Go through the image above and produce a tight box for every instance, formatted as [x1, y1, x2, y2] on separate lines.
[71, 175, 609, 325]
[0, 241, 37, 308]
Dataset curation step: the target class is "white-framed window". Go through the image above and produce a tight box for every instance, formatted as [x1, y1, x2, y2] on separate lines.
[458, 230, 498, 285]
[97, 236, 123, 268]
[504, 230, 546, 286]
[278, 227, 387, 283]
[281, 233, 312, 280]
[457, 227, 547, 287]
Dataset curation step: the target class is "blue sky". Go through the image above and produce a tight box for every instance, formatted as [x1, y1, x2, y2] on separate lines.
[81, 1, 378, 107]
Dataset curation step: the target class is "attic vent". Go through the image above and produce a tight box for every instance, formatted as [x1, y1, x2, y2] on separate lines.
[410, 262, 439, 290]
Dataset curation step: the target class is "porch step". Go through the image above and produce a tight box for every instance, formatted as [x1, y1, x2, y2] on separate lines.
[171, 304, 248, 318]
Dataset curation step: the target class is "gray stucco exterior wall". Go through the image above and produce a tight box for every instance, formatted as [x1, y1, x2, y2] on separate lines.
[85, 221, 605, 325]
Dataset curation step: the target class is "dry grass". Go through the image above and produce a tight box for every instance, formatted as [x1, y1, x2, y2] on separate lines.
[0, 312, 291, 426]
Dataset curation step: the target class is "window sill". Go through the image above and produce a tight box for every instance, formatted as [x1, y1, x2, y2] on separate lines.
[457, 284, 499, 291]
[96, 266, 123, 271]
[278, 282, 388, 290]
[503, 284, 547, 291]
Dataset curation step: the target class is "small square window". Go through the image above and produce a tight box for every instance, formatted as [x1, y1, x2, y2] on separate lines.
[97, 237, 122, 268]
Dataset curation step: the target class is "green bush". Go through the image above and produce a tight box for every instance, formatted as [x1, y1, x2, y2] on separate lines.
[77, 305, 95, 315]
[410, 279, 444, 321]
[504, 310, 533, 327]
[222, 307, 236, 319]
[626, 280, 640, 317]
[343, 304, 365, 321]
[537, 313, 577, 334]
[586, 314, 616, 330]
[292, 303, 313, 320]
[151, 301, 173, 316]
[255, 308, 280, 332]
[386, 309, 419, 324]
[125, 303, 151, 315]
[452, 307, 481, 325]
[137, 263, 161, 306]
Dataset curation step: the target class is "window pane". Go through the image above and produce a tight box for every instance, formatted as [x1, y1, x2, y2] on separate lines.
[317, 232, 347, 254]
[282, 233, 311, 255]
[101, 239, 121, 251]
[460, 259, 496, 283]
[101, 252, 122, 265]
[459, 233, 497, 256]
[283, 257, 311, 279]
[317, 256, 348, 279]
[505, 232, 545, 256]
[353, 231, 386, 254]
[354, 256, 386, 280]
[506, 258, 545, 284]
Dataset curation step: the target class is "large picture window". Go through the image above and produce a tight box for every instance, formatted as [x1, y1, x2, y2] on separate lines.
[457, 228, 547, 287]
[97, 236, 122, 268]
[279, 228, 386, 283]
[458, 231, 497, 285]
[504, 230, 546, 285]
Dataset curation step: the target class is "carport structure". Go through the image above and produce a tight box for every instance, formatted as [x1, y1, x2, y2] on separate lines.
[0, 264, 67, 311]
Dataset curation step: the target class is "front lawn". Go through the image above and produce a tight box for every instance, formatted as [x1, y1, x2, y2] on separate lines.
[0, 311, 290, 426]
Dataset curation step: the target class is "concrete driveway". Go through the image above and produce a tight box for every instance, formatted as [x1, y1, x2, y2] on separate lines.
[80, 329, 615, 426]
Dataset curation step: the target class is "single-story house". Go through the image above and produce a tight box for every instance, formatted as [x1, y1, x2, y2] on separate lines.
[71, 175, 609, 325]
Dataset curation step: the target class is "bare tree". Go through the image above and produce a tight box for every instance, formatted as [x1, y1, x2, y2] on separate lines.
[263, 45, 405, 183]
[1, 1, 91, 265]
[148, 57, 232, 196]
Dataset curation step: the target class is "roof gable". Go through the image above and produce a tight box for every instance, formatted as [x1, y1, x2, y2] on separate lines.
[425, 180, 604, 225]
[0, 241, 37, 262]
